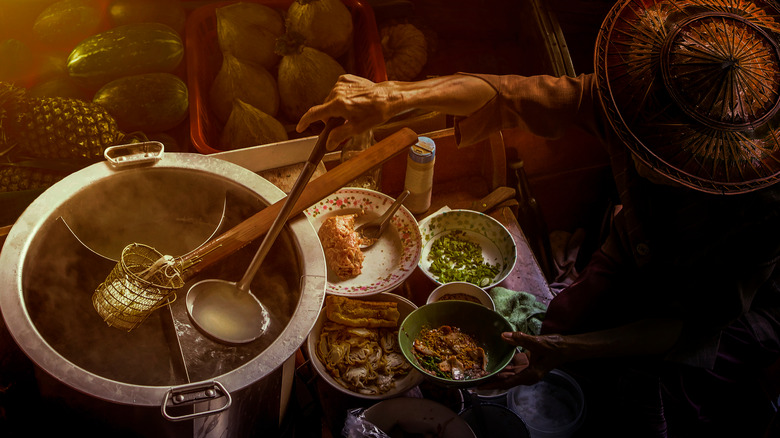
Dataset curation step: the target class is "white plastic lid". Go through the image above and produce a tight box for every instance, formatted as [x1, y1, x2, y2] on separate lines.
[409, 136, 435, 163]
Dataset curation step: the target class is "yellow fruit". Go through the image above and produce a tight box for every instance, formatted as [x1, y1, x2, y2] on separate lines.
[275, 32, 346, 122]
[286, 0, 353, 59]
[380, 23, 427, 81]
[209, 53, 280, 123]
[219, 98, 288, 150]
[216, 2, 285, 70]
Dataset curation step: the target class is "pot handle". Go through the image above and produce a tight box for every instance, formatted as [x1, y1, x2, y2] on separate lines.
[104, 141, 164, 167]
[161, 381, 232, 422]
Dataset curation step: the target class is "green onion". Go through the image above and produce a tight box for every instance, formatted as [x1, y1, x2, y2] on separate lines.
[427, 231, 501, 286]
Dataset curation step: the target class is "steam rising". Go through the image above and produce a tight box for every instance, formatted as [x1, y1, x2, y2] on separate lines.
[21, 169, 304, 386]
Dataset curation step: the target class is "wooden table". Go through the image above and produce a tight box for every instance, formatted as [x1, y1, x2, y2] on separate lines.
[295, 127, 554, 436]
[295, 202, 552, 437]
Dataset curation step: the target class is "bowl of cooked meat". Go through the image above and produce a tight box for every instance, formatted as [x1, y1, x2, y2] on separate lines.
[398, 300, 516, 389]
[307, 293, 425, 399]
[418, 209, 516, 289]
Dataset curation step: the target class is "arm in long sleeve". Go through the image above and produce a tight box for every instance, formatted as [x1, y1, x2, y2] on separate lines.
[296, 72, 603, 150]
[453, 73, 603, 146]
[296, 73, 498, 149]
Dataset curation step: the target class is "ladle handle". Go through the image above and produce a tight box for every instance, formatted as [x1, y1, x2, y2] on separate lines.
[177, 127, 420, 279]
[235, 118, 343, 291]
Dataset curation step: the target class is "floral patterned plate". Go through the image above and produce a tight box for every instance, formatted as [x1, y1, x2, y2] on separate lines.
[305, 188, 422, 296]
[418, 208, 516, 289]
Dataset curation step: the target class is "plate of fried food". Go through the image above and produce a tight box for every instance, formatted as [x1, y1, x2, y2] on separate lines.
[305, 188, 422, 296]
[307, 293, 425, 399]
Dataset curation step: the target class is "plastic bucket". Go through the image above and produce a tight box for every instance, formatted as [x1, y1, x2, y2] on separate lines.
[459, 403, 530, 438]
[507, 369, 586, 438]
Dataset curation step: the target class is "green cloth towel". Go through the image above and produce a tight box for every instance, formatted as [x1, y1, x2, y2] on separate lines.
[489, 287, 547, 335]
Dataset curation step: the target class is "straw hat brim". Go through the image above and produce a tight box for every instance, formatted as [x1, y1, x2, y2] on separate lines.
[595, 0, 780, 194]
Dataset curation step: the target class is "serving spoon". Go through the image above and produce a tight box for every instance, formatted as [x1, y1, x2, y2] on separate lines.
[356, 189, 410, 249]
[185, 118, 343, 344]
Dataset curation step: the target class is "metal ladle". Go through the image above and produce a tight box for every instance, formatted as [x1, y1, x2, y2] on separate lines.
[185, 118, 343, 344]
[356, 189, 410, 249]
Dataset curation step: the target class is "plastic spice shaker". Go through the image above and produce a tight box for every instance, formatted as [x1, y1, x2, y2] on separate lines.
[403, 136, 436, 214]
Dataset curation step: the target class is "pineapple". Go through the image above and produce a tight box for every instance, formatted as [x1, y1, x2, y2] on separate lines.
[0, 165, 68, 192]
[0, 81, 125, 159]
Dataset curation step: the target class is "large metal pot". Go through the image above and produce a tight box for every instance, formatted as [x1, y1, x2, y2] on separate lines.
[0, 147, 326, 436]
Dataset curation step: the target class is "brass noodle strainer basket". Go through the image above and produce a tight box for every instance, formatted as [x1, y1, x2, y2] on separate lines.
[93, 244, 185, 331]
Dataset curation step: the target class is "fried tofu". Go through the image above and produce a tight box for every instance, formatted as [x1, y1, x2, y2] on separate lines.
[324, 295, 400, 328]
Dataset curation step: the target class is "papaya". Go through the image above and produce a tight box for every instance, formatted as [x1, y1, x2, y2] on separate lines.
[0, 0, 57, 43]
[67, 22, 183, 90]
[93, 72, 188, 133]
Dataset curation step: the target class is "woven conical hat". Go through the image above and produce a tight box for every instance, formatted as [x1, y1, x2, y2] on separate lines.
[596, 0, 780, 193]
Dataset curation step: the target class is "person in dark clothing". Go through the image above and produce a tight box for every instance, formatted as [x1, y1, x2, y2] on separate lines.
[297, 1, 780, 435]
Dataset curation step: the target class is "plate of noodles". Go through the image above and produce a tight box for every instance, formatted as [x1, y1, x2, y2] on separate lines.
[307, 293, 425, 399]
[305, 188, 422, 296]
[398, 300, 516, 389]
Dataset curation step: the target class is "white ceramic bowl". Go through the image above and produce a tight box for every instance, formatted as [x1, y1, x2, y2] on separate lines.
[426, 281, 495, 310]
[306, 292, 424, 400]
[418, 209, 516, 289]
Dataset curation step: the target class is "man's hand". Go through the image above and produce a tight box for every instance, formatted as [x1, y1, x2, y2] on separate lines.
[296, 74, 395, 150]
[480, 332, 567, 389]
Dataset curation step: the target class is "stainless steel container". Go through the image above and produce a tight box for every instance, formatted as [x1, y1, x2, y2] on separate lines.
[0, 149, 326, 437]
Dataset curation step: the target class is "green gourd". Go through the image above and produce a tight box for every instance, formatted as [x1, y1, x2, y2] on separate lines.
[93, 72, 188, 133]
[67, 22, 183, 90]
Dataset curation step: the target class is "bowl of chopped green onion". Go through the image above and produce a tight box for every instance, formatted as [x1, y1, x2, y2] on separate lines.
[418, 209, 516, 288]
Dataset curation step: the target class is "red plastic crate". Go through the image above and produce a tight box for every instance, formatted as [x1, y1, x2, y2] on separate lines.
[185, 0, 387, 154]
